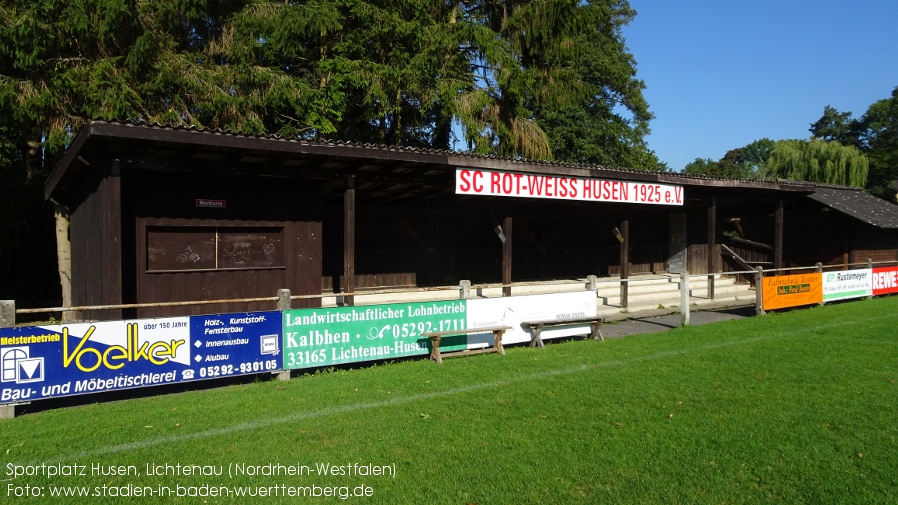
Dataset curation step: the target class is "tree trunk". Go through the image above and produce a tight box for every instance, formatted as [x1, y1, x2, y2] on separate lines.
[54, 204, 73, 322]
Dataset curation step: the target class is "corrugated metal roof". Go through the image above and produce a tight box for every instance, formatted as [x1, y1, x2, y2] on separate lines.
[807, 186, 898, 229]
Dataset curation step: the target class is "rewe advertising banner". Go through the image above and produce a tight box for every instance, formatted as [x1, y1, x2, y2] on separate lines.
[872, 266, 898, 296]
[0, 311, 281, 404]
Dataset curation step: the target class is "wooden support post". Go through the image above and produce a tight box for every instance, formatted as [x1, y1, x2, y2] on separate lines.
[343, 178, 356, 306]
[459, 280, 471, 300]
[620, 218, 630, 309]
[1, 301, 14, 419]
[275, 289, 293, 381]
[277, 289, 291, 310]
[816, 263, 825, 306]
[867, 258, 874, 299]
[680, 272, 690, 326]
[707, 197, 716, 299]
[502, 216, 512, 297]
[774, 200, 783, 273]
[755, 267, 766, 315]
[587, 275, 598, 291]
[0, 300, 13, 328]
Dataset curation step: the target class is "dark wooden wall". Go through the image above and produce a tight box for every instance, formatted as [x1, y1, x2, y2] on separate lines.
[70, 166, 123, 321]
[323, 201, 674, 290]
[853, 226, 898, 265]
[67, 157, 898, 319]
[123, 170, 322, 318]
[714, 200, 898, 280]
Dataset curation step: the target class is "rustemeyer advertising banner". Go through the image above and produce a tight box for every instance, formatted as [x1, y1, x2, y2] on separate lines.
[762, 273, 823, 310]
[0, 311, 281, 405]
[823, 269, 872, 302]
[455, 168, 684, 206]
[872, 266, 898, 296]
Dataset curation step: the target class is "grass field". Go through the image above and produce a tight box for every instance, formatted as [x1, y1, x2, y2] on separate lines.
[3, 297, 898, 504]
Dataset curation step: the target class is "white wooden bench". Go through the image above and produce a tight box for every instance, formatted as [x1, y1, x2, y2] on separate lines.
[422, 325, 512, 364]
[522, 316, 604, 348]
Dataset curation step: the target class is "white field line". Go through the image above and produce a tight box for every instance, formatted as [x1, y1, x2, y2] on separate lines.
[34, 312, 898, 464]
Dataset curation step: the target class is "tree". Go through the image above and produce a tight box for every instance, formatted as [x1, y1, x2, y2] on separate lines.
[680, 138, 775, 179]
[1, 0, 663, 305]
[807, 89, 898, 199]
[453, 0, 657, 166]
[682, 157, 719, 177]
[321, 1, 468, 148]
[0, 0, 330, 306]
[717, 138, 776, 179]
[809, 105, 862, 148]
[857, 86, 898, 200]
[2, 0, 659, 163]
[767, 139, 868, 187]
[530, 0, 660, 169]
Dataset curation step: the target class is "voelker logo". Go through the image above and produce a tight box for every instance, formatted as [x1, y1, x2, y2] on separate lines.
[62, 323, 188, 372]
[1, 347, 44, 384]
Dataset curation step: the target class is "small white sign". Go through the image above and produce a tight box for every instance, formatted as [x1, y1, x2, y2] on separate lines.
[196, 199, 226, 208]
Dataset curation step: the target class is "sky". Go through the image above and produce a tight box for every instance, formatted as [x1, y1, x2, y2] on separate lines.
[623, 1, 898, 171]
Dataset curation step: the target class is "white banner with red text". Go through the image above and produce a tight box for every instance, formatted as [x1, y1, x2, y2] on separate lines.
[455, 168, 684, 206]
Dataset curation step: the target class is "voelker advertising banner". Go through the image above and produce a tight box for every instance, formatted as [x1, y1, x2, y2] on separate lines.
[282, 301, 467, 369]
[0, 311, 281, 405]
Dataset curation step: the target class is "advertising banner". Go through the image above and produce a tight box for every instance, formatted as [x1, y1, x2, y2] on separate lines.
[823, 269, 872, 302]
[761, 273, 823, 310]
[282, 301, 467, 369]
[456, 168, 684, 206]
[0, 311, 281, 405]
[466, 292, 597, 347]
[872, 266, 898, 296]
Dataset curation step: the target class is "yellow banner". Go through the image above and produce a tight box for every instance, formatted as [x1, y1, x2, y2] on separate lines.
[762, 273, 823, 310]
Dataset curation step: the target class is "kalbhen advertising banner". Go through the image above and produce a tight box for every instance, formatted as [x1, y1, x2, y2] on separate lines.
[761, 273, 823, 310]
[282, 301, 467, 369]
[281, 293, 599, 367]
[0, 311, 281, 405]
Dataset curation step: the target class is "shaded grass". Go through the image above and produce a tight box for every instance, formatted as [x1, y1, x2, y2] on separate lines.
[3, 297, 898, 504]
